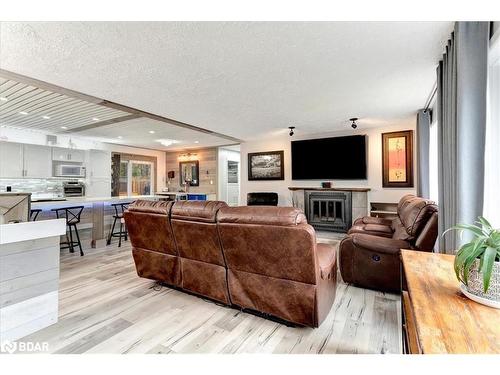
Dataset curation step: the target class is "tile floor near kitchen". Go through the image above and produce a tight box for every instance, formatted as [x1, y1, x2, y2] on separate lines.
[20, 232, 402, 354]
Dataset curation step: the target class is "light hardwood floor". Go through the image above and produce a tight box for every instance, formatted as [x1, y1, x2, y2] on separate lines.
[20, 234, 402, 354]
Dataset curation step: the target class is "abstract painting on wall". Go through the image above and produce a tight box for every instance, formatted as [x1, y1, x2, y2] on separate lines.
[382, 130, 414, 188]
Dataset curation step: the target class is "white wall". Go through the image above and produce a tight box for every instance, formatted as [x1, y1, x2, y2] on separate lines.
[240, 123, 417, 206]
[493, 22, 500, 37]
[217, 147, 241, 205]
[0, 127, 167, 189]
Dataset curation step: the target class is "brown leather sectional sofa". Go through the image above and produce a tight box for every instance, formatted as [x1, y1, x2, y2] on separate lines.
[124, 200, 337, 328]
[339, 194, 438, 292]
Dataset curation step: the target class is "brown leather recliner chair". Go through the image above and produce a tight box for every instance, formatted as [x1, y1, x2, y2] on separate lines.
[217, 206, 337, 327]
[339, 195, 438, 292]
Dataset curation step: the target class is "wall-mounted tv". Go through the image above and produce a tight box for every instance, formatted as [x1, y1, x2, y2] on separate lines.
[291, 135, 367, 180]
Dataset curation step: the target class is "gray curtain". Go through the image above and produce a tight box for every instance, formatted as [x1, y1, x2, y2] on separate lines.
[416, 109, 431, 198]
[437, 22, 489, 253]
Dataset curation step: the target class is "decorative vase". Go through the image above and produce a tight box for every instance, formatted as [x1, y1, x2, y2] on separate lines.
[460, 259, 500, 309]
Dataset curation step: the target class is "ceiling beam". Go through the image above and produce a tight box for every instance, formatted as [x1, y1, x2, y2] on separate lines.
[65, 114, 142, 133]
[100, 100, 242, 143]
[0, 69, 242, 143]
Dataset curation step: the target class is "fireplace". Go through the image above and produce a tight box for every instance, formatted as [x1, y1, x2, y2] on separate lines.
[305, 191, 352, 232]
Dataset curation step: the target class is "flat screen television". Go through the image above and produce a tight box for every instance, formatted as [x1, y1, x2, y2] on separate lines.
[291, 135, 367, 179]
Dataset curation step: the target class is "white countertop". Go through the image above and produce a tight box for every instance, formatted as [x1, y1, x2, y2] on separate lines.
[31, 195, 164, 208]
[0, 219, 66, 245]
[154, 192, 212, 195]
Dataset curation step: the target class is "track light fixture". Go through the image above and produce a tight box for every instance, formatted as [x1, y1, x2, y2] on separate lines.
[349, 118, 358, 129]
[288, 126, 295, 136]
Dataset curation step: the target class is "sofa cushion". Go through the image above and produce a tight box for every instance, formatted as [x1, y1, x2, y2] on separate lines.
[218, 206, 307, 226]
[171, 200, 228, 223]
[391, 219, 412, 241]
[361, 216, 393, 226]
[398, 198, 437, 238]
[348, 224, 393, 238]
[364, 224, 393, 235]
[397, 194, 418, 217]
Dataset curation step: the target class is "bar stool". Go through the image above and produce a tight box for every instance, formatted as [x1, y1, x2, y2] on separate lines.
[52, 206, 84, 256]
[107, 202, 131, 247]
[30, 209, 42, 221]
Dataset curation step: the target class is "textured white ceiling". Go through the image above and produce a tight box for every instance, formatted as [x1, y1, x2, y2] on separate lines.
[0, 22, 452, 140]
[77, 117, 234, 151]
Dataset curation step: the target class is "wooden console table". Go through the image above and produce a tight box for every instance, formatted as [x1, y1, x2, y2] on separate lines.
[401, 250, 500, 354]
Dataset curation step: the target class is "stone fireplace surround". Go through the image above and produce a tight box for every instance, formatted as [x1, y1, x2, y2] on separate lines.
[289, 187, 370, 232]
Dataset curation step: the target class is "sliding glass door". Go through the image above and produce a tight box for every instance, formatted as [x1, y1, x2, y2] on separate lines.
[119, 161, 129, 196]
[119, 160, 154, 196]
[131, 161, 153, 196]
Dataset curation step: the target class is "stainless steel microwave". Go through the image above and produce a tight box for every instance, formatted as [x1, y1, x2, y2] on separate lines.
[54, 164, 86, 178]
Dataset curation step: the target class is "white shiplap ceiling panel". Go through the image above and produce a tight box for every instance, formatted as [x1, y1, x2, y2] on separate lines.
[0, 75, 237, 150]
[0, 77, 130, 132]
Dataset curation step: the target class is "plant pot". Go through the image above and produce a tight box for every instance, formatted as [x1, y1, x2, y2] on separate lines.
[460, 259, 500, 309]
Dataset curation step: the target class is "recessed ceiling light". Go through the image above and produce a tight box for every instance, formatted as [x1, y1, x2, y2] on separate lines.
[42, 115, 51, 119]
[61, 126, 68, 130]
[92, 117, 100, 121]
[194, 141, 199, 144]
[19, 111, 29, 115]
[149, 130, 155, 134]
[156, 139, 179, 147]
[0, 97, 8, 102]
[117, 136, 123, 139]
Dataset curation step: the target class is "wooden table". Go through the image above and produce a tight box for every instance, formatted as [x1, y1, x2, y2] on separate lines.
[401, 249, 500, 354]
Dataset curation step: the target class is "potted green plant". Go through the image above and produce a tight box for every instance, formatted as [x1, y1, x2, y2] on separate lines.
[445, 216, 500, 308]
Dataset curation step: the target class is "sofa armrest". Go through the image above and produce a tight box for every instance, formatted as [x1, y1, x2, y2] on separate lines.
[316, 243, 336, 280]
[351, 233, 409, 255]
[361, 216, 393, 227]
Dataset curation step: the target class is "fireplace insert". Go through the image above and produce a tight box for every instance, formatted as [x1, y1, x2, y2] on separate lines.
[305, 191, 352, 232]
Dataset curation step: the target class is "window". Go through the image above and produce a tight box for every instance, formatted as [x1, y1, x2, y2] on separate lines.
[484, 31, 500, 227]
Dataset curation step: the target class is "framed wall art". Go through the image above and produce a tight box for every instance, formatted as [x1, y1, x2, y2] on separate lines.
[248, 150, 284, 181]
[382, 130, 414, 188]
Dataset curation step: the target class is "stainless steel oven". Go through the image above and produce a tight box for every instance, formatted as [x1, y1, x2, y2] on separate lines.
[63, 181, 85, 197]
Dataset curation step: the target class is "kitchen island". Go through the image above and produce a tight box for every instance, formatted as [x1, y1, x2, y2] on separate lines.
[31, 195, 165, 248]
[0, 219, 66, 343]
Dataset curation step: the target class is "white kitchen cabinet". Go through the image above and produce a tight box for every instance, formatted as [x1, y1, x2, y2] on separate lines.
[23, 144, 52, 178]
[88, 150, 111, 179]
[0, 142, 24, 178]
[86, 178, 111, 198]
[69, 149, 85, 163]
[85, 150, 112, 197]
[52, 147, 85, 163]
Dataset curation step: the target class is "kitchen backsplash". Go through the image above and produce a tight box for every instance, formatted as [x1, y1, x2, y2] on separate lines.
[0, 179, 65, 197]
